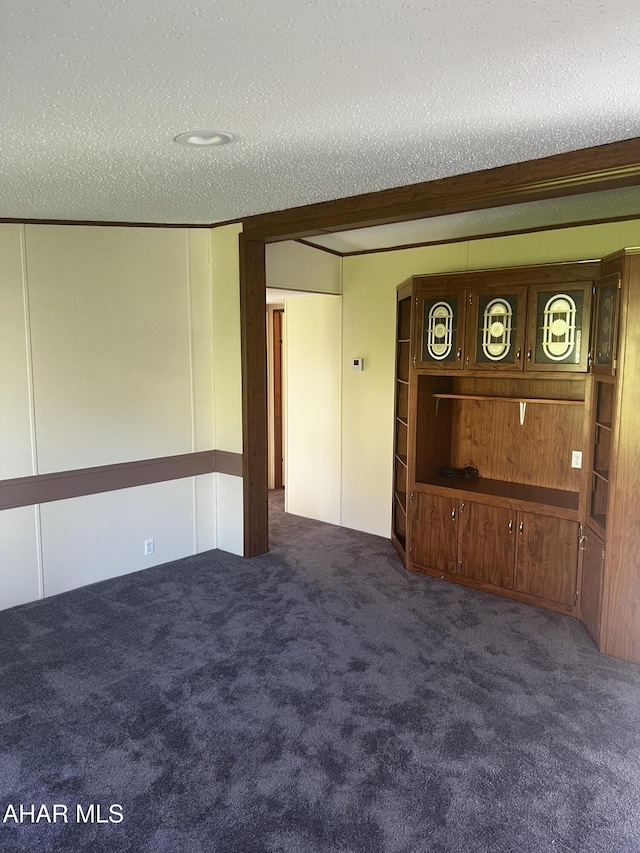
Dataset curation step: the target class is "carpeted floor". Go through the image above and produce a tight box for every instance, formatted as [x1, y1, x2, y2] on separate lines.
[1, 491, 640, 852]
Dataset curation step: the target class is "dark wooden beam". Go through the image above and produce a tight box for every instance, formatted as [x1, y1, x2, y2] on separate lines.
[242, 137, 640, 241]
[239, 234, 269, 556]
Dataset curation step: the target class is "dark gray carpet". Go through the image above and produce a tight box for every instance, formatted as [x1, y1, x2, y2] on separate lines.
[1, 491, 640, 852]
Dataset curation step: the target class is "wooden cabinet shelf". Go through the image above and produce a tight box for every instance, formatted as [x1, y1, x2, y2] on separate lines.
[593, 469, 609, 483]
[395, 492, 407, 514]
[432, 393, 583, 406]
[396, 454, 407, 468]
[595, 420, 612, 431]
[397, 379, 409, 386]
[397, 416, 408, 426]
[417, 475, 579, 516]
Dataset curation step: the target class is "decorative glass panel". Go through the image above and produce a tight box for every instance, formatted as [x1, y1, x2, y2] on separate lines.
[595, 283, 617, 368]
[422, 297, 458, 363]
[475, 294, 518, 363]
[535, 289, 584, 365]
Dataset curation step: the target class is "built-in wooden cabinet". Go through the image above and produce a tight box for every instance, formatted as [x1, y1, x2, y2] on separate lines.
[591, 272, 621, 377]
[465, 285, 527, 371]
[411, 492, 458, 574]
[392, 283, 412, 558]
[393, 253, 640, 660]
[525, 281, 592, 372]
[579, 527, 605, 646]
[416, 288, 466, 369]
[414, 264, 598, 375]
[513, 513, 578, 607]
[410, 493, 578, 609]
[458, 501, 515, 588]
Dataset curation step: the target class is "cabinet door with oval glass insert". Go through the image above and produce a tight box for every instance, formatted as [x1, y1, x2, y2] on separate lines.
[526, 282, 592, 372]
[466, 285, 527, 371]
[416, 288, 466, 370]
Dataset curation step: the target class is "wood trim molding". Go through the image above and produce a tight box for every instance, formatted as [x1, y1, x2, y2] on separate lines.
[214, 450, 243, 477]
[241, 138, 640, 241]
[0, 450, 242, 511]
[295, 238, 345, 257]
[0, 218, 217, 229]
[239, 234, 269, 556]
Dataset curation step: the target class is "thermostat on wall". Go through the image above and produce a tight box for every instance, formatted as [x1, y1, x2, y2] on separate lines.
[352, 357, 364, 371]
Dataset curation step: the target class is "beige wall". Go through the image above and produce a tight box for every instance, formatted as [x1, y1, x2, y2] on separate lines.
[211, 224, 244, 554]
[285, 294, 343, 524]
[266, 240, 342, 294]
[0, 221, 244, 612]
[341, 219, 640, 538]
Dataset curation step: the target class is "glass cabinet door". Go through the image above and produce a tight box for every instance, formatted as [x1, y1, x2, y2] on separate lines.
[526, 281, 592, 372]
[466, 285, 527, 371]
[416, 290, 465, 370]
[592, 273, 621, 376]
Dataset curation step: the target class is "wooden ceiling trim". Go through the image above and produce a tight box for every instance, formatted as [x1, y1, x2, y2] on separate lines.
[241, 137, 640, 242]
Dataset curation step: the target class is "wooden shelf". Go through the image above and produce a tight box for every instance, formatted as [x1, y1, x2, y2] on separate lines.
[398, 338, 411, 344]
[394, 492, 407, 514]
[397, 416, 408, 427]
[432, 393, 583, 406]
[590, 513, 607, 530]
[397, 379, 409, 386]
[396, 454, 407, 468]
[595, 420, 612, 431]
[418, 476, 579, 514]
[593, 469, 610, 483]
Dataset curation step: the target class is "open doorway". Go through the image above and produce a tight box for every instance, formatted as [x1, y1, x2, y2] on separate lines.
[266, 287, 343, 530]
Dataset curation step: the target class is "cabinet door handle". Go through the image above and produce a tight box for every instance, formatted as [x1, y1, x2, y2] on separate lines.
[519, 521, 524, 535]
[516, 348, 521, 362]
[456, 348, 462, 361]
[579, 534, 587, 551]
[527, 349, 532, 362]
[508, 520, 513, 534]
[460, 502, 465, 512]
[465, 355, 470, 366]
[451, 508, 456, 521]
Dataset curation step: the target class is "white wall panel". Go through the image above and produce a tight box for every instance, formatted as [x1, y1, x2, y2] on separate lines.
[40, 479, 196, 597]
[215, 473, 243, 556]
[25, 225, 194, 472]
[0, 506, 40, 611]
[0, 225, 35, 479]
[195, 473, 216, 553]
[188, 229, 215, 452]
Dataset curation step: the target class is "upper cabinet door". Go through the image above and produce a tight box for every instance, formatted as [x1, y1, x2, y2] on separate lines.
[465, 285, 527, 371]
[525, 281, 592, 372]
[592, 272, 622, 377]
[416, 289, 466, 370]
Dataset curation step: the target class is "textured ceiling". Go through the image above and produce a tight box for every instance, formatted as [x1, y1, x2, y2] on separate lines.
[2, 0, 640, 224]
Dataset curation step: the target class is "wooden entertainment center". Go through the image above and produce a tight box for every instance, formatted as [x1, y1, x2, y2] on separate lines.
[392, 249, 640, 664]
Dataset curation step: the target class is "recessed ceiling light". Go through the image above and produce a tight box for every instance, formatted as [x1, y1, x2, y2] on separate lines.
[173, 130, 234, 147]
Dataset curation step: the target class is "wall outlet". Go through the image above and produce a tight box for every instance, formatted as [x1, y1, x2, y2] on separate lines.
[571, 451, 583, 469]
[144, 538, 155, 556]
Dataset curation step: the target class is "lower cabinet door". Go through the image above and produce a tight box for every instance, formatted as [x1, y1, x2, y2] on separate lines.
[411, 493, 458, 573]
[458, 501, 516, 588]
[514, 512, 578, 606]
[580, 529, 606, 646]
